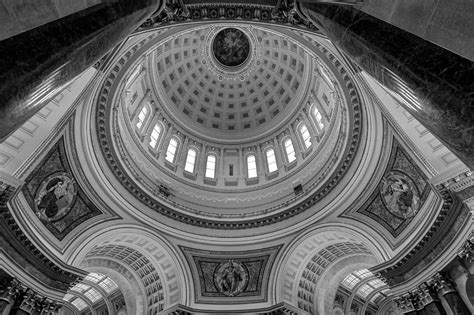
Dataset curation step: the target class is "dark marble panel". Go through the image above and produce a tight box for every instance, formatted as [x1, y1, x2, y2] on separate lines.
[299, 3, 474, 170]
[22, 138, 102, 240]
[0, 0, 161, 141]
[357, 139, 430, 237]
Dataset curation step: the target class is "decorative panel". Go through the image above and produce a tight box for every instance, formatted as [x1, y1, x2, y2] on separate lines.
[22, 138, 102, 240]
[180, 245, 282, 304]
[357, 138, 430, 237]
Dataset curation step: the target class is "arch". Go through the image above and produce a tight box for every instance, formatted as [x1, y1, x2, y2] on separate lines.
[67, 226, 188, 310]
[274, 224, 389, 308]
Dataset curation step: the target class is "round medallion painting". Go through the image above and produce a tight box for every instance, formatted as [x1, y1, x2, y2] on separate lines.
[212, 28, 250, 67]
[214, 260, 248, 297]
[35, 173, 77, 222]
[380, 171, 420, 219]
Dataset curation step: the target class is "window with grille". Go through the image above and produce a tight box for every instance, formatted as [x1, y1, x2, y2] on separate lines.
[284, 139, 296, 163]
[136, 106, 149, 129]
[184, 148, 197, 173]
[266, 149, 278, 173]
[149, 124, 162, 148]
[299, 124, 311, 149]
[247, 155, 257, 178]
[165, 138, 178, 163]
[205, 155, 216, 178]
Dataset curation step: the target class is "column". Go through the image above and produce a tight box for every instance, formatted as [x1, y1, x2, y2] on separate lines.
[0, 0, 163, 142]
[432, 273, 471, 315]
[297, 2, 474, 170]
[417, 283, 446, 315]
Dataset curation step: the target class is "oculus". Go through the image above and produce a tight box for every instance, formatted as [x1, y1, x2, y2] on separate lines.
[212, 28, 250, 67]
[35, 173, 77, 221]
[380, 171, 420, 219]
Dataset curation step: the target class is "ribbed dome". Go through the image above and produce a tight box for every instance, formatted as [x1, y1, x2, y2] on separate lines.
[150, 24, 310, 141]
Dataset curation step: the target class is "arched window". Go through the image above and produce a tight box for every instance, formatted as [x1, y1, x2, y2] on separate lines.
[205, 155, 216, 178]
[184, 148, 197, 173]
[165, 138, 178, 163]
[149, 124, 162, 148]
[265, 148, 278, 173]
[247, 155, 257, 178]
[136, 105, 149, 130]
[284, 138, 296, 163]
[313, 107, 324, 129]
[299, 124, 311, 149]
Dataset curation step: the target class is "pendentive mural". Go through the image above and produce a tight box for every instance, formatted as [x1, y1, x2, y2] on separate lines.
[356, 138, 430, 237]
[180, 245, 281, 304]
[22, 138, 102, 240]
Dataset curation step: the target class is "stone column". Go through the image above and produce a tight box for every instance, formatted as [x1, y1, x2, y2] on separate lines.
[432, 273, 471, 315]
[417, 283, 446, 315]
[0, 0, 163, 142]
[296, 2, 474, 170]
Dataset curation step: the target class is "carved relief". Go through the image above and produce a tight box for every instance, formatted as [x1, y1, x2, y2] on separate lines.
[214, 260, 248, 297]
[380, 171, 420, 219]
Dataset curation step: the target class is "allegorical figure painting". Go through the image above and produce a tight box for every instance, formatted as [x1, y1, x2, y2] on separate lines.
[380, 171, 420, 219]
[212, 28, 250, 67]
[35, 173, 77, 222]
[214, 260, 248, 297]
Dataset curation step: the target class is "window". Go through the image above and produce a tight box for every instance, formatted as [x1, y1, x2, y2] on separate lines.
[358, 283, 374, 298]
[247, 155, 257, 178]
[71, 283, 90, 293]
[354, 269, 372, 279]
[84, 288, 102, 303]
[165, 138, 178, 163]
[71, 298, 88, 311]
[284, 139, 296, 163]
[342, 274, 360, 289]
[266, 149, 278, 173]
[136, 105, 149, 129]
[205, 155, 216, 178]
[184, 148, 197, 173]
[84, 273, 106, 283]
[299, 124, 311, 149]
[63, 294, 75, 302]
[149, 124, 162, 148]
[98, 278, 118, 294]
[313, 107, 324, 129]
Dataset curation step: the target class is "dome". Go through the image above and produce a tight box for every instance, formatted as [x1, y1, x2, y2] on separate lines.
[95, 22, 364, 233]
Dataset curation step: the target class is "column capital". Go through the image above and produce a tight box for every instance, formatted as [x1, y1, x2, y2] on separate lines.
[429, 272, 456, 295]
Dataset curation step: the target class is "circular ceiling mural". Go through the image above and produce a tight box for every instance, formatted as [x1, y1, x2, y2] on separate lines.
[212, 28, 250, 67]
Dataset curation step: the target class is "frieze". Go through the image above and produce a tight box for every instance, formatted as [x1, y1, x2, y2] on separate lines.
[94, 22, 364, 229]
[137, 1, 318, 33]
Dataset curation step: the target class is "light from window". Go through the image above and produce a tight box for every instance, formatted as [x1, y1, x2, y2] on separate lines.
[284, 139, 296, 163]
[149, 124, 162, 148]
[71, 298, 88, 311]
[98, 278, 118, 294]
[84, 288, 102, 303]
[358, 283, 374, 298]
[368, 279, 385, 289]
[71, 283, 90, 293]
[299, 124, 311, 149]
[136, 106, 148, 129]
[165, 138, 178, 163]
[84, 273, 106, 283]
[184, 148, 197, 173]
[313, 107, 324, 129]
[247, 155, 257, 178]
[205, 155, 216, 178]
[266, 149, 278, 173]
[63, 294, 75, 302]
[341, 274, 360, 289]
[354, 269, 372, 279]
